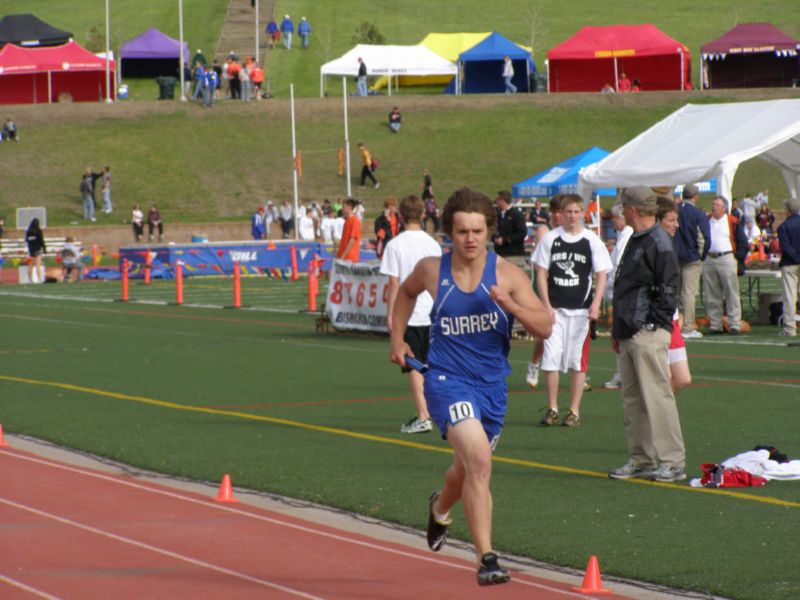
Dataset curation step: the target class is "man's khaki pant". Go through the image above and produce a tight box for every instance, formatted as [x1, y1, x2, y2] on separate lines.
[679, 260, 702, 333]
[782, 264, 799, 336]
[619, 329, 685, 468]
[702, 254, 741, 331]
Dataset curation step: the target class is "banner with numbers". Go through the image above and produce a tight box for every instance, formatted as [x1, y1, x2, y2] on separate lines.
[325, 260, 389, 333]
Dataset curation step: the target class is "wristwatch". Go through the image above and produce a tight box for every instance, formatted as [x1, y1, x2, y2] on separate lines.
[644, 323, 656, 332]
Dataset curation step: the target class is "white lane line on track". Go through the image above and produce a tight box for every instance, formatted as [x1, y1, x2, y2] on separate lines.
[0, 497, 322, 600]
[1, 450, 586, 597]
[0, 574, 62, 600]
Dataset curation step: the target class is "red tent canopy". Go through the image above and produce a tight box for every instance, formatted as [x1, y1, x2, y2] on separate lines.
[701, 23, 800, 89]
[547, 25, 691, 92]
[0, 40, 115, 104]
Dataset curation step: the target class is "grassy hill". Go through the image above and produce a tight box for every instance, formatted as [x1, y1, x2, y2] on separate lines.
[0, 89, 794, 228]
[266, 0, 800, 98]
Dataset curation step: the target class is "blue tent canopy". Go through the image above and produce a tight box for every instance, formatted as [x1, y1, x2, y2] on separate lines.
[512, 147, 617, 198]
[445, 32, 535, 94]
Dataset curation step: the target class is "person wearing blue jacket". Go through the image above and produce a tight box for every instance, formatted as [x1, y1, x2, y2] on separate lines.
[675, 184, 711, 339]
[298, 17, 311, 50]
[251, 207, 266, 240]
[280, 15, 294, 50]
[778, 197, 800, 336]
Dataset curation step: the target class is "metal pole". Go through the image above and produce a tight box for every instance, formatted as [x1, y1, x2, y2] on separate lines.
[290, 83, 300, 240]
[178, 0, 187, 101]
[105, 0, 112, 102]
[342, 77, 352, 197]
[255, 0, 260, 64]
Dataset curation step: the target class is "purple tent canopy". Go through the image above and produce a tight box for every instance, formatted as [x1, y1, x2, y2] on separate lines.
[119, 28, 189, 61]
[701, 23, 800, 56]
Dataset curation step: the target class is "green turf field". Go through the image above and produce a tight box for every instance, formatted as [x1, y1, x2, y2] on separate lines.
[0, 278, 797, 599]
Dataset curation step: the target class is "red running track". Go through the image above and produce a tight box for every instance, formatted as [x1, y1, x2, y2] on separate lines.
[1, 446, 633, 599]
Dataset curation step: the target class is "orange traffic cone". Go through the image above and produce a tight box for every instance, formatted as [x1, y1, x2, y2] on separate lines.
[214, 474, 239, 503]
[572, 555, 613, 595]
[0, 423, 9, 447]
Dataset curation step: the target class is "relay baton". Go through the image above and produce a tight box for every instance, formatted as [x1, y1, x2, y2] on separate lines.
[404, 355, 429, 373]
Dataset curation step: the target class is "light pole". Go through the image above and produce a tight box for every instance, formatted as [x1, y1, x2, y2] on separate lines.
[104, 0, 112, 102]
[178, 0, 187, 101]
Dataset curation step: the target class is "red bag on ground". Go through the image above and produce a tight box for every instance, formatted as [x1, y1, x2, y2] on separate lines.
[699, 463, 768, 488]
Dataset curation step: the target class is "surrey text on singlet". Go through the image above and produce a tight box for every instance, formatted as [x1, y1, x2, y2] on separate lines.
[427, 251, 513, 384]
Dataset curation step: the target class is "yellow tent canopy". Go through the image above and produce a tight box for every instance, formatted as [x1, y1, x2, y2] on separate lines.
[373, 32, 491, 90]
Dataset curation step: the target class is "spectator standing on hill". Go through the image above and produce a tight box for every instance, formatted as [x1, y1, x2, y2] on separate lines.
[266, 18, 279, 49]
[0, 216, 5, 239]
[703, 197, 747, 334]
[492, 191, 527, 268]
[212, 60, 223, 99]
[534, 194, 610, 427]
[227, 57, 241, 100]
[202, 66, 218, 107]
[756, 189, 770, 208]
[251, 62, 264, 99]
[279, 200, 294, 238]
[251, 206, 266, 240]
[617, 72, 632, 92]
[609, 186, 685, 483]
[356, 57, 368, 96]
[388, 107, 402, 133]
[25, 218, 46, 284]
[240, 63, 252, 101]
[603, 203, 634, 390]
[374, 197, 403, 259]
[357, 142, 379, 189]
[281, 15, 294, 50]
[337, 199, 361, 262]
[380, 195, 442, 434]
[778, 198, 800, 337]
[86, 167, 102, 215]
[264, 201, 276, 238]
[80, 172, 95, 222]
[298, 17, 311, 50]
[148, 204, 163, 242]
[675, 184, 710, 339]
[101, 166, 112, 214]
[191, 49, 206, 69]
[389, 188, 551, 586]
[502, 56, 516, 94]
[132, 204, 144, 242]
[192, 63, 205, 100]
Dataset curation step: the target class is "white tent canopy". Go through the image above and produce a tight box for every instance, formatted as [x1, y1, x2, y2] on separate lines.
[319, 44, 458, 97]
[578, 99, 800, 203]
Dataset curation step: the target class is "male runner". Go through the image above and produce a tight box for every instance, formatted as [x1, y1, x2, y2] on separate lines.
[390, 187, 551, 585]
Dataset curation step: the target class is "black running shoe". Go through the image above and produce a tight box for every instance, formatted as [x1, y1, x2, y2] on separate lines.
[426, 490, 451, 552]
[477, 552, 510, 586]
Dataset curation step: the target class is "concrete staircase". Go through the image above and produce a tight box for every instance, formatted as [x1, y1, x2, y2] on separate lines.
[214, 0, 274, 65]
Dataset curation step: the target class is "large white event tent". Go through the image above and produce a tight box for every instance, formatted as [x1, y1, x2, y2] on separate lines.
[578, 99, 800, 203]
[320, 44, 458, 97]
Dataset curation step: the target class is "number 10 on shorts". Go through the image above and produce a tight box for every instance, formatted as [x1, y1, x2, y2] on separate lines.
[448, 401, 474, 423]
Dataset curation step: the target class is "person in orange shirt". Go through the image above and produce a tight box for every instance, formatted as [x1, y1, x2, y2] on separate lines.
[251, 62, 265, 99]
[337, 198, 362, 262]
[585, 197, 600, 236]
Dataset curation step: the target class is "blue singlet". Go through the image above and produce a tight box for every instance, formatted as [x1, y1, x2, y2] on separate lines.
[427, 251, 513, 384]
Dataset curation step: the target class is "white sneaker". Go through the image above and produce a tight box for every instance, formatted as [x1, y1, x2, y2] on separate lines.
[604, 375, 622, 389]
[525, 362, 539, 388]
[683, 330, 703, 340]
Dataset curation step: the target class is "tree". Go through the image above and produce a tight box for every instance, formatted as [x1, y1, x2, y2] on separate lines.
[351, 22, 385, 46]
[85, 26, 105, 53]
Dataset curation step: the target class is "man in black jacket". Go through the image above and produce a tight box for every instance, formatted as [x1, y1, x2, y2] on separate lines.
[492, 191, 527, 268]
[609, 186, 685, 484]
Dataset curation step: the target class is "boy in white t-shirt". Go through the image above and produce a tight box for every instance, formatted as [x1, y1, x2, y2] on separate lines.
[380, 195, 442, 433]
[533, 194, 611, 427]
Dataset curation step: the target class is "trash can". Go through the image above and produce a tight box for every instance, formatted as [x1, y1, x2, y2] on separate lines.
[534, 72, 548, 93]
[156, 76, 177, 100]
